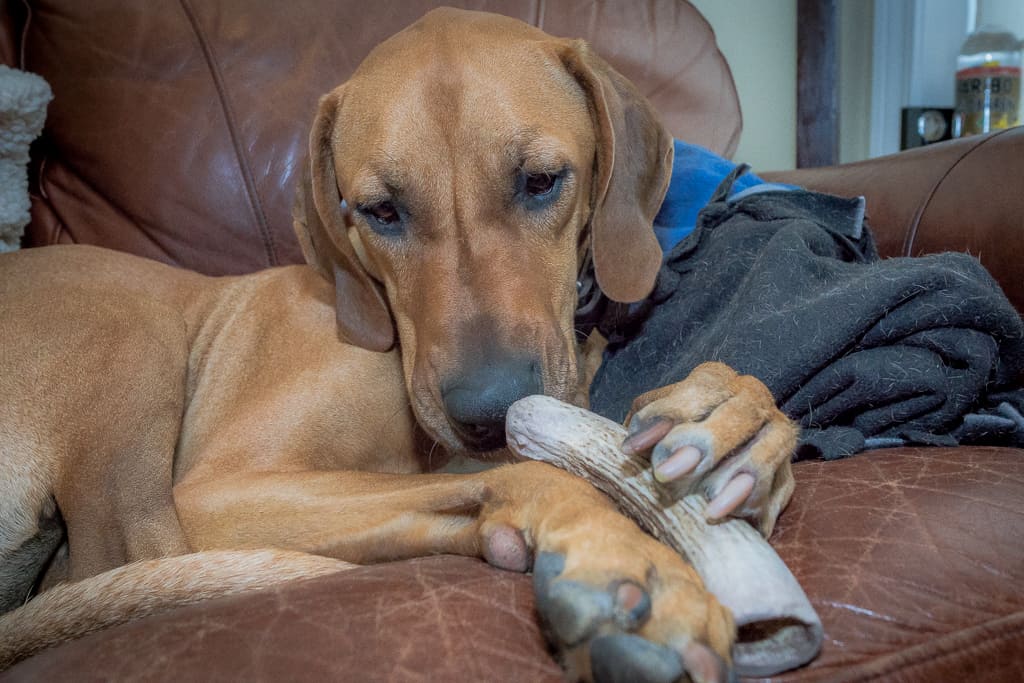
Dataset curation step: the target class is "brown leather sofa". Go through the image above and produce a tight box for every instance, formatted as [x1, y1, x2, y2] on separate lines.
[2, 1, 1022, 681]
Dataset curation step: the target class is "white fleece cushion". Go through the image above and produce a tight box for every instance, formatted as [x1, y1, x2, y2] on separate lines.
[0, 65, 52, 252]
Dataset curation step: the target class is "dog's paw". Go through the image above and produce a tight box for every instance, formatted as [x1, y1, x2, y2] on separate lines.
[531, 519, 734, 683]
[622, 362, 797, 537]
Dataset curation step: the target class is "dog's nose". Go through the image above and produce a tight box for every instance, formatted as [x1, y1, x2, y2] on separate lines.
[441, 357, 542, 451]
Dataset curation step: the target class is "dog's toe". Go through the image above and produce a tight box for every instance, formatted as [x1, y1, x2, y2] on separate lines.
[540, 579, 614, 646]
[531, 548, 732, 683]
[590, 634, 683, 683]
[534, 552, 613, 646]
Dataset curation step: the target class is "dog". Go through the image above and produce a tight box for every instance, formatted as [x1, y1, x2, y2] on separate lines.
[0, 8, 796, 681]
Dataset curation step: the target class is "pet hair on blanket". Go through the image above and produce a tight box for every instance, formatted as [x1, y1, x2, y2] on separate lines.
[589, 158, 1024, 460]
[0, 65, 52, 253]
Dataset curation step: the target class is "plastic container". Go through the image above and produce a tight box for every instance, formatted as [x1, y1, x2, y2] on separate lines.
[953, 24, 1022, 137]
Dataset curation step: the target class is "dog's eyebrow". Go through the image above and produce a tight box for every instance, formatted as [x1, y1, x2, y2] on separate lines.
[505, 130, 571, 172]
[350, 162, 407, 205]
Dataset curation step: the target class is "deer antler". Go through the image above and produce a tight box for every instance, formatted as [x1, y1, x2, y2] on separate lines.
[505, 395, 822, 677]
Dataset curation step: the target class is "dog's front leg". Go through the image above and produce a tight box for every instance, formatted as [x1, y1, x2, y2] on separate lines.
[175, 463, 735, 682]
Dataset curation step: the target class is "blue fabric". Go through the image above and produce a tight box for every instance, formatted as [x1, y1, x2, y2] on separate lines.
[653, 140, 792, 254]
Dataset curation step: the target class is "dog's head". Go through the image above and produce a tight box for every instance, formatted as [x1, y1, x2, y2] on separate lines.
[294, 8, 673, 455]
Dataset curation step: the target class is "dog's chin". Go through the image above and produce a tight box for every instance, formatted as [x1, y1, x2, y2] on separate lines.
[440, 425, 518, 461]
[412, 379, 576, 463]
[415, 412, 521, 464]
[462, 444, 521, 464]
[443, 383, 579, 459]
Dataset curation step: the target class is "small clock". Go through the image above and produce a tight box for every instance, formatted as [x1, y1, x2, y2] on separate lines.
[901, 107, 955, 149]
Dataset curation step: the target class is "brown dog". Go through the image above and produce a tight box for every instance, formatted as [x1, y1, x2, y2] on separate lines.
[0, 8, 795, 681]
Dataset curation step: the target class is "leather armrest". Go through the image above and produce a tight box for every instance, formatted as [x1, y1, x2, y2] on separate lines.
[763, 127, 1024, 313]
[0, 0, 25, 67]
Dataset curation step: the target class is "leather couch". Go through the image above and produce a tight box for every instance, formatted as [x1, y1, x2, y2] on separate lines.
[2, 1, 1021, 680]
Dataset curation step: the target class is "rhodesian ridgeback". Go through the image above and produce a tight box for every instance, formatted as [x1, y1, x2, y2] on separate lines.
[0, 8, 796, 681]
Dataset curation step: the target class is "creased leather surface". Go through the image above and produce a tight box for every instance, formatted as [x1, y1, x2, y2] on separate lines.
[1, 555, 563, 682]
[5, 447, 1023, 682]
[766, 447, 1024, 682]
[12, 0, 739, 275]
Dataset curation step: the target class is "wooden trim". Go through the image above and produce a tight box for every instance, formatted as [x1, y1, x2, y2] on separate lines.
[796, 0, 839, 168]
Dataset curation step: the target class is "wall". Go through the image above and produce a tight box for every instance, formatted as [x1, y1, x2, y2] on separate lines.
[686, 0, 1017, 169]
[839, 0, 874, 163]
[979, 0, 1024, 33]
[868, 0, 1023, 159]
[690, 0, 798, 172]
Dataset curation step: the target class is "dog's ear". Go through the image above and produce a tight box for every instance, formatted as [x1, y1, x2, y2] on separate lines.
[560, 41, 674, 303]
[293, 90, 395, 352]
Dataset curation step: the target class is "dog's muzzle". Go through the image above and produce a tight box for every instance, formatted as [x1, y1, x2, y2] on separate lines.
[441, 355, 542, 451]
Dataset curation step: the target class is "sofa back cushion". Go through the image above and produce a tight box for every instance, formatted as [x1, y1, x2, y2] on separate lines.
[2, 0, 740, 275]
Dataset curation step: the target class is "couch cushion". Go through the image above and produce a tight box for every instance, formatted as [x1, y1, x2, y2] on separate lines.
[770, 446, 1024, 681]
[1, 555, 564, 683]
[9, 0, 740, 274]
[4, 446, 1022, 681]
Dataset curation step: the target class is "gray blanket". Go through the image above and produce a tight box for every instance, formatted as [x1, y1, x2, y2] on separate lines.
[588, 169, 1024, 460]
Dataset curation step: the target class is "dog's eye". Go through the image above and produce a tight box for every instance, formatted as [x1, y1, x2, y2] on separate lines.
[525, 173, 557, 197]
[365, 201, 400, 226]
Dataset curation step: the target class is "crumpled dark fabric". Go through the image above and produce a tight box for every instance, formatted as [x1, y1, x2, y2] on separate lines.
[588, 168, 1024, 460]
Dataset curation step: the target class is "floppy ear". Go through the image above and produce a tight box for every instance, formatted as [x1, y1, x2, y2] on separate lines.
[561, 40, 674, 303]
[292, 90, 395, 352]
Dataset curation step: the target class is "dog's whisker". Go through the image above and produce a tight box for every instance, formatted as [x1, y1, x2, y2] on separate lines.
[427, 438, 441, 470]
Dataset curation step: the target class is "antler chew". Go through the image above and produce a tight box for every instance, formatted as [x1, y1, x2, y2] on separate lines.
[505, 395, 822, 677]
